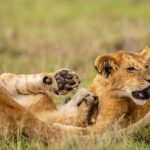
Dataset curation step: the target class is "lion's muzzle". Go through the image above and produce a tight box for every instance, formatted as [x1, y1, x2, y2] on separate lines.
[132, 86, 150, 100]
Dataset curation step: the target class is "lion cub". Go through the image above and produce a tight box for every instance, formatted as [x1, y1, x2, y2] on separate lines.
[0, 69, 99, 128]
[89, 47, 150, 132]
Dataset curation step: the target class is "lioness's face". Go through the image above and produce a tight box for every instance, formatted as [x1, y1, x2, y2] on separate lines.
[95, 47, 150, 105]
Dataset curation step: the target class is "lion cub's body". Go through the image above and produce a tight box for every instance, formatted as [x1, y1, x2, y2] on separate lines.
[0, 69, 100, 142]
[0, 82, 61, 143]
[0, 69, 99, 141]
[90, 76, 150, 129]
[90, 48, 150, 131]
[0, 73, 59, 125]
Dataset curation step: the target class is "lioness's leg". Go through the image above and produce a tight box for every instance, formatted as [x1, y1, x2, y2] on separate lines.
[0, 85, 61, 143]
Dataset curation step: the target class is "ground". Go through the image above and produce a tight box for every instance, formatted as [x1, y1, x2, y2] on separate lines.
[0, 0, 150, 149]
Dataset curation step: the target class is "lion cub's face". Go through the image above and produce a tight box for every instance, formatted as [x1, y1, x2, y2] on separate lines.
[95, 47, 150, 105]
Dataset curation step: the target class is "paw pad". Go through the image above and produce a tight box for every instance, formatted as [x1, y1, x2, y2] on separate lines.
[55, 69, 80, 95]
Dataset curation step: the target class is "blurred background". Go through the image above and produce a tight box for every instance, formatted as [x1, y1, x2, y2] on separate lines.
[0, 0, 150, 88]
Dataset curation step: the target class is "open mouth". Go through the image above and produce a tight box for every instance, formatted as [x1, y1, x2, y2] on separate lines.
[132, 86, 150, 100]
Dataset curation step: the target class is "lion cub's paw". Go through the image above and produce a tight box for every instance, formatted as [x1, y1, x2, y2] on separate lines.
[76, 89, 99, 126]
[54, 69, 80, 95]
[76, 92, 98, 107]
[68, 88, 99, 126]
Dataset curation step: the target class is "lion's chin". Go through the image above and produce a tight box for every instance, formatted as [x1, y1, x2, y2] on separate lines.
[132, 97, 147, 105]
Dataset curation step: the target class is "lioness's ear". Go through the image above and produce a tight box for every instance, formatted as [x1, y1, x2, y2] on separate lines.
[138, 46, 150, 61]
[94, 55, 119, 78]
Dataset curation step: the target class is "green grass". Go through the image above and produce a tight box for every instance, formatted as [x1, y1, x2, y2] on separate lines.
[1, 130, 150, 150]
[0, 0, 150, 149]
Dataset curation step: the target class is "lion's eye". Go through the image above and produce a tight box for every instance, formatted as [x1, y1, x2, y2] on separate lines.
[126, 67, 137, 72]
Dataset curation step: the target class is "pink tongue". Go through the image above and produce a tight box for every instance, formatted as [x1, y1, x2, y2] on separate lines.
[139, 92, 144, 98]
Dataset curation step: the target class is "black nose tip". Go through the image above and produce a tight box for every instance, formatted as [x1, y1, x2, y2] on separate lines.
[93, 96, 98, 101]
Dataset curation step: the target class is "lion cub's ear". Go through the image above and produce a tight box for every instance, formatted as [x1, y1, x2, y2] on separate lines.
[94, 55, 119, 78]
[138, 46, 150, 61]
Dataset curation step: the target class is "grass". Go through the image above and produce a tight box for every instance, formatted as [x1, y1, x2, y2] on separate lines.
[1, 130, 150, 150]
[0, 0, 150, 149]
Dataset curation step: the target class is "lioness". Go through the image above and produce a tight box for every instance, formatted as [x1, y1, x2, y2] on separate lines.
[89, 47, 150, 132]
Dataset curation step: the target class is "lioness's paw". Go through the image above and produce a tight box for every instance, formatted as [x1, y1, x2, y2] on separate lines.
[54, 69, 80, 95]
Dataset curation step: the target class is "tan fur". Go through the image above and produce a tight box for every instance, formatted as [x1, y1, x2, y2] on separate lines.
[0, 82, 61, 143]
[0, 69, 81, 124]
[89, 47, 150, 132]
[44, 89, 99, 127]
[26, 94, 56, 115]
[0, 69, 99, 141]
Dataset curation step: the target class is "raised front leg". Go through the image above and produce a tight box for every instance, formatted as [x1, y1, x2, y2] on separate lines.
[0, 69, 80, 96]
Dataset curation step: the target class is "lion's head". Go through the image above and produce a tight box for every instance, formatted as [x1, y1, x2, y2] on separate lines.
[94, 47, 150, 105]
